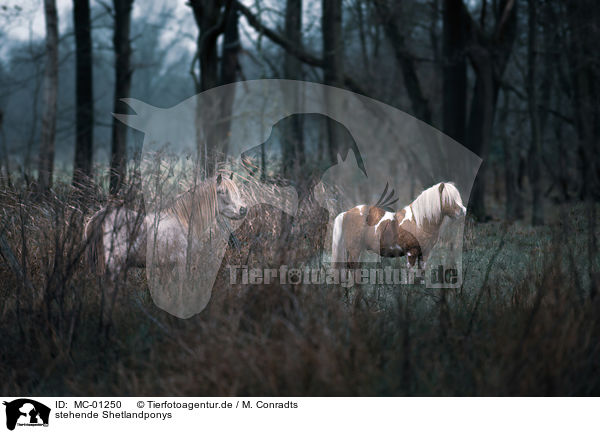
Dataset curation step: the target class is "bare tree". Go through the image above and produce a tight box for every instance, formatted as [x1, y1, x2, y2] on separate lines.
[322, 0, 344, 163]
[189, 0, 232, 93]
[188, 0, 232, 175]
[527, 0, 543, 225]
[371, 0, 448, 185]
[442, 0, 466, 144]
[220, 2, 240, 88]
[0, 109, 12, 188]
[373, 0, 432, 124]
[72, 0, 94, 188]
[282, 0, 304, 176]
[110, 0, 134, 195]
[38, 0, 59, 193]
[463, 0, 518, 221]
[234, 1, 363, 92]
[218, 2, 241, 158]
[566, 0, 600, 200]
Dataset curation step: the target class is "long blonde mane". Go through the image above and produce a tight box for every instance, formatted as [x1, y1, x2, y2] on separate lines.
[168, 176, 240, 235]
[410, 182, 463, 227]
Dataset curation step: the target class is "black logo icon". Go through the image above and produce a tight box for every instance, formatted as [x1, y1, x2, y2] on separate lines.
[3, 399, 50, 431]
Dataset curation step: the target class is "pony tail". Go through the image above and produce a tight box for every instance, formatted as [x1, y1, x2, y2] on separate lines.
[331, 213, 346, 266]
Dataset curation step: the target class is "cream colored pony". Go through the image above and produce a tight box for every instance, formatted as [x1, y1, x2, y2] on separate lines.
[85, 173, 246, 280]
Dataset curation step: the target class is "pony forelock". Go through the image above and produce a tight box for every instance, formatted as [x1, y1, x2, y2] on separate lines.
[441, 182, 463, 209]
[220, 176, 241, 204]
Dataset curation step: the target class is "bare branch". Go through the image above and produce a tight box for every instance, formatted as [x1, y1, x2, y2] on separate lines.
[235, 0, 369, 95]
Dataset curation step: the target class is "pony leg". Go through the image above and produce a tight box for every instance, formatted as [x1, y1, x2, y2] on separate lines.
[418, 255, 427, 270]
[347, 248, 362, 269]
[407, 251, 426, 284]
[341, 249, 362, 300]
[406, 252, 417, 269]
[331, 213, 347, 268]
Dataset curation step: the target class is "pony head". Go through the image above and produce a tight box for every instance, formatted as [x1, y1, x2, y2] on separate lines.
[439, 182, 466, 219]
[411, 182, 466, 226]
[216, 172, 247, 220]
[169, 173, 246, 237]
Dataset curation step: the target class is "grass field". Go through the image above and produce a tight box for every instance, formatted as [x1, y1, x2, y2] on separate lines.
[1, 182, 599, 396]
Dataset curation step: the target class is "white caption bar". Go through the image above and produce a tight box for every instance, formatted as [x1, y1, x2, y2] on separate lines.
[0, 397, 597, 433]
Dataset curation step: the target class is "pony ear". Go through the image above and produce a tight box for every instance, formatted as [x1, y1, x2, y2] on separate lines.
[216, 174, 222, 185]
[229, 172, 234, 180]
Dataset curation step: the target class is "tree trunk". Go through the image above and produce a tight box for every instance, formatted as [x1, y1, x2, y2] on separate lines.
[374, 0, 432, 124]
[189, 0, 231, 176]
[278, 0, 305, 260]
[566, 0, 600, 200]
[0, 110, 12, 188]
[498, 87, 524, 220]
[322, 0, 344, 163]
[220, 4, 240, 88]
[464, 0, 517, 221]
[190, 1, 223, 93]
[442, 0, 467, 144]
[527, 0, 543, 225]
[465, 49, 496, 221]
[109, 0, 134, 195]
[72, 0, 94, 188]
[38, 0, 59, 193]
[218, 3, 240, 159]
[282, 0, 304, 176]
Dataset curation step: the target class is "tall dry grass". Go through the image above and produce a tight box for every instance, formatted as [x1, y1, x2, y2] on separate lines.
[0, 176, 599, 396]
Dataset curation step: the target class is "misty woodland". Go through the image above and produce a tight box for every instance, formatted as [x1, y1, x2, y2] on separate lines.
[0, 0, 599, 396]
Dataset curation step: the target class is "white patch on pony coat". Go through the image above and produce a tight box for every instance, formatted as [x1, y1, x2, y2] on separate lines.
[102, 207, 148, 275]
[332, 212, 347, 263]
[410, 182, 464, 227]
[399, 205, 413, 225]
[374, 211, 395, 231]
[146, 212, 191, 264]
[349, 204, 368, 216]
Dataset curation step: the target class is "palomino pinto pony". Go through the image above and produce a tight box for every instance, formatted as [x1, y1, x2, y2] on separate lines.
[331, 182, 466, 269]
[84, 173, 247, 280]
